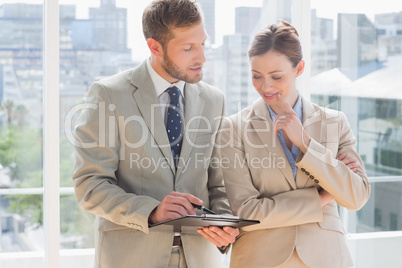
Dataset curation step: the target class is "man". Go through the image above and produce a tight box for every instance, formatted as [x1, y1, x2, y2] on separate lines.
[72, 0, 238, 267]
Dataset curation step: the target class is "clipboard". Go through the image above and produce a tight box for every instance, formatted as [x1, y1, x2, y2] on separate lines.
[149, 214, 260, 229]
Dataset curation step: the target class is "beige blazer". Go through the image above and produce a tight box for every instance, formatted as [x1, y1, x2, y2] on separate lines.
[72, 60, 231, 268]
[218, 97, 370, 268]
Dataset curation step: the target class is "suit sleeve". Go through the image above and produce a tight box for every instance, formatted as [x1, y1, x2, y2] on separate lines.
[218, 117, 323, 232]
[72, 83, 160, 234]
[297, 112, 370, 210]
[207, 92, 232, 216]
[207, 94, 234, 254]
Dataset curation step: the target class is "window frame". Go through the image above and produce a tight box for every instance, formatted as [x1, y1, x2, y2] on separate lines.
[43, 0, 60, 267]
[0, 1, 402, 267]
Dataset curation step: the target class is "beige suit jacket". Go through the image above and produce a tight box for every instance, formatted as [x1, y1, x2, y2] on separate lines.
[218, 97, 370, 268]
[72, 61, 231, 268]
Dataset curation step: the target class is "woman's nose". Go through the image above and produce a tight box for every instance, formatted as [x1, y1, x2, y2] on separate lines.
[261, 80, 273, 92]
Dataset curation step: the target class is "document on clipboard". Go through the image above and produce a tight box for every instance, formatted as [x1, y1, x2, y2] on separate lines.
[149, 214, 260, 229]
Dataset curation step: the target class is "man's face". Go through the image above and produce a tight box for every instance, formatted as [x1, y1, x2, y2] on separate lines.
[161, 22, 207, 84]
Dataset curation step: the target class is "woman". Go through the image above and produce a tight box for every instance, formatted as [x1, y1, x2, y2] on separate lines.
[219, 21, 371, 267]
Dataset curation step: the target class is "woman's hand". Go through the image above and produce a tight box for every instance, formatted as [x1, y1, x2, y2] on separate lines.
[338, 153, 360, 173]
[319, 189, 334, 207]
[273, 94, 311, 153]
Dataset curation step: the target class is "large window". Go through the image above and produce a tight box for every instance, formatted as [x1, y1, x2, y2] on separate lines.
[0, 0, 45, 255]
[0, 0, 401, 267]
[310, 0, 402, 266]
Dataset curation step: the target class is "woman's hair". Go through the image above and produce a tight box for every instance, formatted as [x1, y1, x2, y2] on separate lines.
[142, 0, 204, 49]
[248, 20, 303, 67]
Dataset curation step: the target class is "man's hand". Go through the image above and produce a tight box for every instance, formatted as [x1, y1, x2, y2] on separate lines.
[338, 153, 360, 173]
[148, 192, 203, 224]
[197, 226, 239, 247]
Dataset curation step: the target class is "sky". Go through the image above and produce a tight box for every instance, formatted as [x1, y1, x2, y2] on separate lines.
[311, 0, 402, 21]
[1, 0, 402, 61]
[0, 0, 262, 60]
[113, 0, 263, 61]
[66, 0, 264, 61]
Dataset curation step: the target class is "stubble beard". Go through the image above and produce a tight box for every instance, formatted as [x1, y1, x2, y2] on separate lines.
[162, 53, 203, 84]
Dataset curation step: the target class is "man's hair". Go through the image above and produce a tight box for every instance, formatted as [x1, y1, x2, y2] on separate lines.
[248, 20, 303, 67]
[142, 0, 204, 49]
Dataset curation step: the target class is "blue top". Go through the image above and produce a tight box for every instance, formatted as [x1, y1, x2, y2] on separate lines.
[267, 95, 303, 179]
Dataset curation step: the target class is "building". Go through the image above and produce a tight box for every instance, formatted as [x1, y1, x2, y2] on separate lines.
[311, 54, 402, 235]
[215, 6, 262, 115]
[235, 7, 261, 35]
[89, 0, 129, 53]
[337, 13, 379, 80]
[221, 34, 251, 115]
[260, 0, 292, 26]
[311, 9, 337, 75]
[0, 2, 134, 133]
[375, 11, 402, 58]
[197, 0, 216, 45]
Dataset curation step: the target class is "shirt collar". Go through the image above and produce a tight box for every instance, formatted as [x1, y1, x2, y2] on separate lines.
[267, 93, 303, 122]
[147, 58, 185, 98]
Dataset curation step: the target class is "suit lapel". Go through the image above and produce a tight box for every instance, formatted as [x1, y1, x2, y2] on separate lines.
[130, 61, 175, 174]
[296, 97, 323, 188]
[301, 97, 322, 142]
[251, 99, 296, 189]
[176, 83, 204, 176]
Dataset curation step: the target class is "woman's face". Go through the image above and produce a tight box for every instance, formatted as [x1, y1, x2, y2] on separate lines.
[250, 50, 304, 111]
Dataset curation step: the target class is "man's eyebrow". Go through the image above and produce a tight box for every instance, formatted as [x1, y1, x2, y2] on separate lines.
[181, 35, 208, 45]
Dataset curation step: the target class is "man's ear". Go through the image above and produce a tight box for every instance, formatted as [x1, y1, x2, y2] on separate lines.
[295, 59, 305, 77]
[147, 38, 164, 58]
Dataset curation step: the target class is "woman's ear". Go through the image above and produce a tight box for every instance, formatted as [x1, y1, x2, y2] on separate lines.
[146, 38, 164, 58]
[296, 60, 305, 77]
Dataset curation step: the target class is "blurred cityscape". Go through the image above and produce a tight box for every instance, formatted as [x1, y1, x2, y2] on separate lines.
[0, 0, 401, 260]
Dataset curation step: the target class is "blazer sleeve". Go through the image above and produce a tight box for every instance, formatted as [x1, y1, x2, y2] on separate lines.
[207, 95, 233, 217]
[72, 82, 160, 234]
[297, 111, 371, 210]
[218, 117, 323, 232]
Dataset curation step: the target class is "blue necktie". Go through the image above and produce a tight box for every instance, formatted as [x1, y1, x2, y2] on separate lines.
[166, 86, 183, 168]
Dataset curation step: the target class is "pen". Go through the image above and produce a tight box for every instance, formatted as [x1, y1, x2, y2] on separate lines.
[191, 203, 217, 215]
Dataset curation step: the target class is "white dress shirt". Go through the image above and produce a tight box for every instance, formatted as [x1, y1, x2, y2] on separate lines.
[146, 58, 185, 126]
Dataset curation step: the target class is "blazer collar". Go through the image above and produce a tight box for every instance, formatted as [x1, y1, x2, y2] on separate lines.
[301, 96, 322, 148]
[250, 96, 324, 189]
[130, 61, 205, 176]
[131, 61, 176, 173]
[251, 98, 296, 189]
[176, 83, 204, 175]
